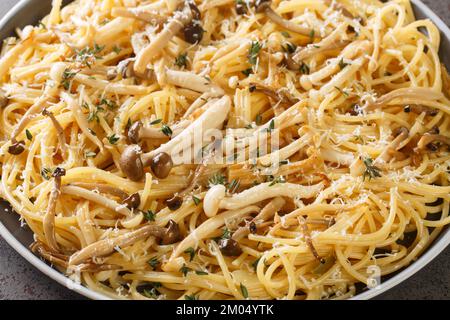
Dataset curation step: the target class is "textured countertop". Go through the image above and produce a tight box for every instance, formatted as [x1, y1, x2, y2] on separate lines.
[1, 0, 450, 300]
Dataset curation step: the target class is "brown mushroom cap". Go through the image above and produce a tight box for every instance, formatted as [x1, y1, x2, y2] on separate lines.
[417, 134, 450, 151]
[8, 140, 25, 155]
[161, 220, 182, 245]
[119, 145, 145, 181]
[122, 192, 141, 210]
[165, 195, 183, 211]
[218, 238, 242, 256]
[150, 152, 173, 179]
[52, 167, 66, 178]
[393, 126, 409, 138]
[183, 3, 204, 44]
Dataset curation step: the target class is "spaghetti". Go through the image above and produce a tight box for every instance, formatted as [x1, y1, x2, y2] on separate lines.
[1, 0, 450, 300]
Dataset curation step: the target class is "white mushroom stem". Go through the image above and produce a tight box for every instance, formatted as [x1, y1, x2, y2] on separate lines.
[368, 88, 444, 110]
[377, 128, 409, 163]
[258, 2, 322, 37]
[111, 7, 167, 26]
[61, 91, 104, 151]
[61, 185, 132, 217]
[69, 224, 166, 265]
[417, 134, 450, 150]
[42, 109, 68, 156]
[204, 184, 227, 217]
[232, 197, 285, 241]
[217, 182, 324, 212]
[164, 205, 260, 266]
[134, 6, 193, 75]
[293, 24, 350, 62]
[43, 176, 62, 252]
[300, 40, 370, 90]
[183, 91, 223, 118]
[166, 69, 224, 94]
[144, 96, 231, 163]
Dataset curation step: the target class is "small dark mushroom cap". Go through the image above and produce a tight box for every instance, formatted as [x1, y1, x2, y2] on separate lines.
[8, 140, 25, 155]
[119, 145, 144, 181]
[183, 21, 204, 44]
[52, 167, 66, 178]
[117, 58, 135, 79]
[255, 0, 272, 13]
[161, 219, 181, 244]
[249, 222, 257, 234]
[127, 121, 142, 144]
[165, 195, 183, 211]
[218, 238, 242, 256]
[150, 152, 173, 179]
[393, 126, 409, 137]
[183, 3, 204, 44]
[235, 1, 247, 15]
[283, 54, 300, 71]
[123, 192, 141, 210]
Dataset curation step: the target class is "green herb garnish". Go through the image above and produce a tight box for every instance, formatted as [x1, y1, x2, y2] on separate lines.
[240, 283, 249, 299]
[161, 124, 173, 137]
[144, 210, 156, 221]
[175, 53, 188, 68]
[363, 157, 382, 181]
[184, 247, 196, 262]
[248, 41, 262, 65]
[25, 129, 33, 141]
[148, 257, 160, 270]
[107, 134, 120, 145]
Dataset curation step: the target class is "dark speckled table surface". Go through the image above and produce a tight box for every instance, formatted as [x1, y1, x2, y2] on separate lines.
[1, 0, 450, 300]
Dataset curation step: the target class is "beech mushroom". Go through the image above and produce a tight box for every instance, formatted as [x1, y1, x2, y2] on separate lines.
[255, 0, 322, 37]
[120, 96, 230, 181]
[403, 104, 438, 116]
[416, 133, 450, 151]
[165, 195, 183, 211]
[7, 140, 25, 155]
[248, 82, 297, 104]
[183, 2, 204, 44]
[378, 127, 409, 163]
[117, 58, 154, 80]
[134, 4, 195, 75]
[68, 220, 182, 265]
[298, 216, 324, 263]
[43, 167, 66, 252]
[111, 7, 167, 26]
[218, 238, 242, 256]
[367, 88, 443, 110]
[42, 109, 67, 155]
[232, 197, 285, 241]
[123, 192, 141, 210]
[127, 119, 190, 144]
[119, 145, 174, 181]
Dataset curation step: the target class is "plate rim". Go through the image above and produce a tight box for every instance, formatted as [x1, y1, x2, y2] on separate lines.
[0, 0, 449, 301]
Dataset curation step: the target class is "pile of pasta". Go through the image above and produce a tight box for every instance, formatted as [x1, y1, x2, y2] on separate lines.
[1, 0, 450, 300]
